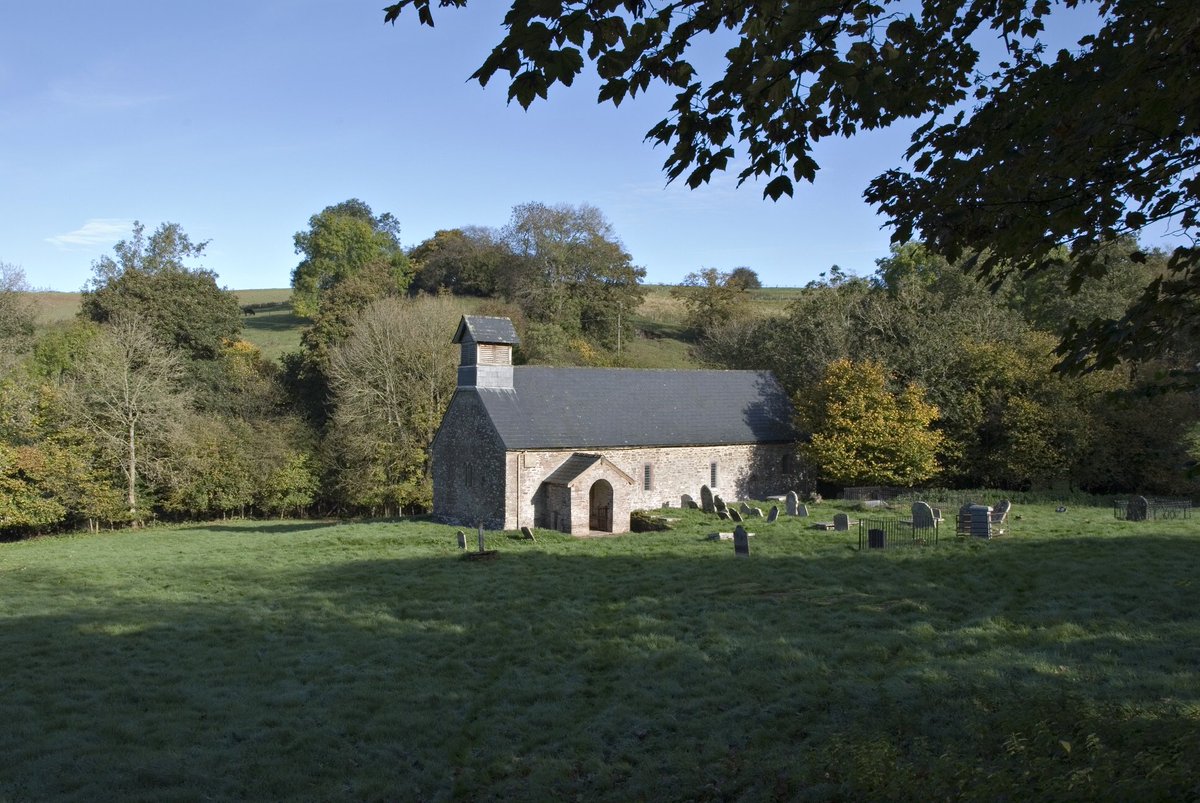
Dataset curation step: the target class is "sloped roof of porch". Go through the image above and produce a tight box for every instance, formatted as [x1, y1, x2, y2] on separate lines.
[542, 453, 636, 487]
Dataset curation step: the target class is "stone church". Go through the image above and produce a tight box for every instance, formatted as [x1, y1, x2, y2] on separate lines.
[431, 315, 799, 534]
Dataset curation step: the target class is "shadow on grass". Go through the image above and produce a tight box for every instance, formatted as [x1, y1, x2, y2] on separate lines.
[3, 535, 1198, 801]
[241, 309, 306, 335]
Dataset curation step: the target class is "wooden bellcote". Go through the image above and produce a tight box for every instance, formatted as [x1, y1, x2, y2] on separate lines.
[452, 316, 520, 389]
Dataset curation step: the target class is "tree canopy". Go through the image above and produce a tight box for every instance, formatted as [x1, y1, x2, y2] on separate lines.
[80, 221, 243, 362]
[291, 199, 411, 318]
[384, 0, 1198, 373]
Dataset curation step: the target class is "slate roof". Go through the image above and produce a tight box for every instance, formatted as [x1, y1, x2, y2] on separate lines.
[542, 453, 635, 486]
[453, 316, 520, 345]
[472, 367, 795, 450]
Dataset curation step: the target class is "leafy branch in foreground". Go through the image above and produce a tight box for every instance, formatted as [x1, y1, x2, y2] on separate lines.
[384, 0, 1199, 374]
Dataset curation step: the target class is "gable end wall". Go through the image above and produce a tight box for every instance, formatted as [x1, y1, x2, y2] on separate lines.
[431, 391, 507, 529]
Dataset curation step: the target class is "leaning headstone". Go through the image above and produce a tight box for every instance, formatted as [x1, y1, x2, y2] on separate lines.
[785, 490, 799, 516]
[681, 494, 697, 510]
[733, 525, 750, 557]
[718, 509, 730, 520]
[740, 502, 752, 515]
[749, 506, 764, 518]
[833, 512, 850, 531]
[520, 526, 536, 541]
[700, 485, 715, 514]
[1127, 495, 1149, 522]
[729, 507, 744, 523]
[767, 505, 779, 523]
[714, 495, 727, 514]
[796, 503, 810, 518]
[456, 530, 467, 550]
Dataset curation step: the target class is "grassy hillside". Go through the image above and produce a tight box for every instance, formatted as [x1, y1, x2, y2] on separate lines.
[2, 503, 1197, 800]
[27, 285, 797, 369]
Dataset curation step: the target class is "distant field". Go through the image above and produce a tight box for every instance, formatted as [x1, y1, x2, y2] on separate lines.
[236, 291, 303, 361]
[28, 292, 82, 326]
[2, 502, 1197, 800]
[24, 285, 799, 367]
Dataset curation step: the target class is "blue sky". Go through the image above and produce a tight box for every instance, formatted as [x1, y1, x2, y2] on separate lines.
[2, 2, 1106, 292]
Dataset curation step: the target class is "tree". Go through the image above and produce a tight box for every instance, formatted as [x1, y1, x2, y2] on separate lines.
[795, 358, 943, 487]
[409, 226, 515, 297]
[291, 199, 411, 318]
[727, 267, 762, 290]
[0, 262, 36, 373]
[501, 201, 645, 348]
[66, 314, 190, 524]
[671, 267, 750, 335]
[384, 0, 1198, 373]
[80, 221, 243, 361]
[325, 295, 461, 513]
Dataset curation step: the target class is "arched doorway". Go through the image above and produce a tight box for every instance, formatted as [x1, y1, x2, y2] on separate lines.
[589, 479, 613, 532]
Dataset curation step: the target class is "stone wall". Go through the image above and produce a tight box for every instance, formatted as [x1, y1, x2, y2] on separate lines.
[430, 390, 508, 529]
[504, 442, 799, 533]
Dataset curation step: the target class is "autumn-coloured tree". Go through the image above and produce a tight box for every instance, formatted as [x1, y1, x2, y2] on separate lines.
[325, 294, 461, 513]
[796, 358, 942, 487]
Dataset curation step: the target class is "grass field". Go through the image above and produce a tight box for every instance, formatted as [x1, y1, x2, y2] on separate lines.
[3, 502, 1197, 800]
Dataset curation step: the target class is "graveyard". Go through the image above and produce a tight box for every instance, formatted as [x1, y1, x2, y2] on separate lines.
[2, 499, 1197, 800]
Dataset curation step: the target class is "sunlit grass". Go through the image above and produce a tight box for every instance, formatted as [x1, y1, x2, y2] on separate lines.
[2, 503, 1197, 800]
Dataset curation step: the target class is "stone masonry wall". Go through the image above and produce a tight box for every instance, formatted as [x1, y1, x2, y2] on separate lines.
[504, 442, 799, 533]
[431, 391, 508, 529]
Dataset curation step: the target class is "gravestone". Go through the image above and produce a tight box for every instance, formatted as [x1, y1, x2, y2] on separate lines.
[749, 506, 764, 518]
[714, 495, 727, 514]
[733, 525, 750, 557]
[1127, 495, 1149, 522]
[700, 485, 715, 514]
[911, 501, 937, 530]
[520, 526, 536, 541]
[785, 490, 798, 516]
[717, 509, 730, 520]
[729, 507, 744, 523]
[740, 502, 752, 515]
[767, 505, 779, 523]
[833, 512, 850, 531]
[796, 503, 809, 518]
[464, 523, 499, 561]
[868, 528, 886, 549]
[456, 530, 467, 550]
[681, 494, 697, 510]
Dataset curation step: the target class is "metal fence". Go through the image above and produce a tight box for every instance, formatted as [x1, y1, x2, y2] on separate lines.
[842, 486, 905, 502]
[858, 517, 939, 550]
[1113, 497, 1193, 521]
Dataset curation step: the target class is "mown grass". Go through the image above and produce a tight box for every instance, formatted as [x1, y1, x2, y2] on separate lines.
[2, 502, 1197, 801]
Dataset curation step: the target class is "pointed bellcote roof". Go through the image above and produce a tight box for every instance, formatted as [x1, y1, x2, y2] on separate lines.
[453, 316, 520, 346]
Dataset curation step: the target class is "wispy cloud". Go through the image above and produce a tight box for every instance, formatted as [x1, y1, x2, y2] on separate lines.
[50, 84, 169, 111]
[46, 218, 133, 250]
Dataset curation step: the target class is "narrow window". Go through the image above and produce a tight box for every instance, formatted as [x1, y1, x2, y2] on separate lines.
[782, 454, 792, 475]
[710, 462, 718, 488]
[643, 463, 653, 491]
